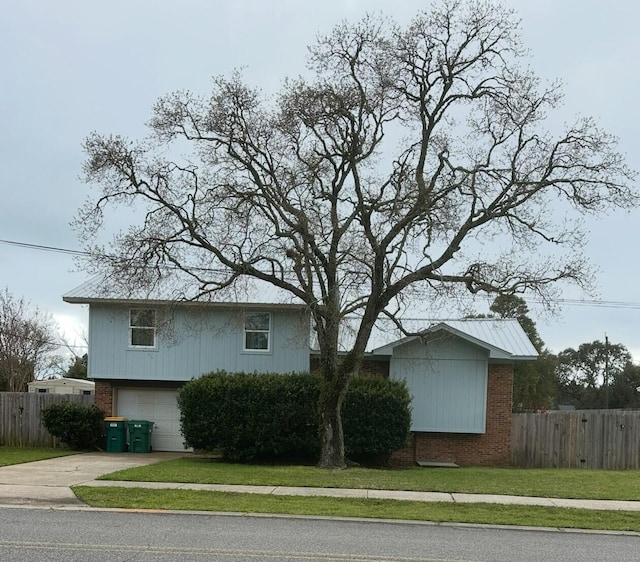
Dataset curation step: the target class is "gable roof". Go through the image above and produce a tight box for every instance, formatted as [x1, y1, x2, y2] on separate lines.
[65, 280, 537, 360]
[371, 319, 538, 360]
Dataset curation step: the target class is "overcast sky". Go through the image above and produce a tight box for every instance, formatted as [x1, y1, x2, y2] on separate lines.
[1, 0, 639, 359]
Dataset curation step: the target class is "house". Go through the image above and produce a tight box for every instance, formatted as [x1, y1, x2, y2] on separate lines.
[370, 320, 537, 466]
[64, 279, 537, 464]
[27, 377, 95, 395]
[63, 278, 310, 452]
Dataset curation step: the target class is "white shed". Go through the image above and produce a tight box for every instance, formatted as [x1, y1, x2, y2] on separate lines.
[28, 377, 95, 395]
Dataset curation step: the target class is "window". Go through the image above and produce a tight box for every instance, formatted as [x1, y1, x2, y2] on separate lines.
[38, 388, 48, 393]
[244, 312, 270, 351]
[130, 309, 156, 348]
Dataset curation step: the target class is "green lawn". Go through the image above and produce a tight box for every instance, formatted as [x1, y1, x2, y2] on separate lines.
[100, 457, 640, 501]
[3, 448, 637, 531]
[72, 486, 640, 533]
[0, 446, 77, 467]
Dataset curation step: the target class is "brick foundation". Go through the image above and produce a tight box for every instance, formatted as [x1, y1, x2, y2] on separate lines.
[96, 361, 513, 466]
[94, 379, 115, 416]
[391, 363, 513, 467]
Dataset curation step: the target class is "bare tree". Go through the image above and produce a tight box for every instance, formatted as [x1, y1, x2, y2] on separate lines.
[76, 1, 637, 467]
[0, 289, 60, 392]
[57, 331, 89, 380]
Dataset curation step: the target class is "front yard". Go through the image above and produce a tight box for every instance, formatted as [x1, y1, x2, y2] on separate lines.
[97, 457, 640, 501]
[70, 456, 640, 532]
[72, 486, 640, 532]
[3, 450, 638, 532]
[0, 446, 77, 467]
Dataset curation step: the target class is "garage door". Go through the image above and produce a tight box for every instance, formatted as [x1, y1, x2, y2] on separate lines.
[116, 388, 189, 452]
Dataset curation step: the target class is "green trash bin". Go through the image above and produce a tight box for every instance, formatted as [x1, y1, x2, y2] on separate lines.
[128, 420, 153, 453]
[104, 417, 128, 452]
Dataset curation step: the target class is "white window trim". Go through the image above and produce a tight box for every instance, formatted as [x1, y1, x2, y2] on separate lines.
[243, 311, 271, 352]
[129, 308, 157, 349]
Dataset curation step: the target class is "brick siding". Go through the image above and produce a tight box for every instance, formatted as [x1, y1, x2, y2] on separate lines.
[94, 379, 115, 416]
[97, 358, 513, 466]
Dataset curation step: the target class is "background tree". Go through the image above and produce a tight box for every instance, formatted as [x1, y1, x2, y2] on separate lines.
[485, 294, 556, 411]
[609, 363, 640, 409]
[76, 2, 637, 467]
[0, 288, 60, 391]
[57, 332, 89, 380]
[489, 295, 544, 352]
[556, 340, 632, 409]
[64, 353, 88, 380]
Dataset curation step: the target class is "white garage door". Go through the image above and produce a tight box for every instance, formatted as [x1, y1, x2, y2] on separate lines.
[116, 388, 189, 452]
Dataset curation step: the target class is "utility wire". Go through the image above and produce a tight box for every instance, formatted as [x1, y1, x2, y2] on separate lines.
[0, 238, 88, 257]
[3, 238, 640, 311]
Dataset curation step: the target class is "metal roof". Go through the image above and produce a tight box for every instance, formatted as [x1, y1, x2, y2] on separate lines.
[371, 318, 538, 360]
[65, 279, 537, 360]
[63, 276, 306, 309]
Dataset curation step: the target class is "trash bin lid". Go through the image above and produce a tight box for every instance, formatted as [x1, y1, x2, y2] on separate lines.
[104, 416, 128, 421]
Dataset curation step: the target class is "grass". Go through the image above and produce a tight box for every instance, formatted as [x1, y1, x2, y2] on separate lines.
[2, 448, 636, 531]
[0, 446, 77, 467]
[73, 486, 640, 533]
[100, 457, 640, 501]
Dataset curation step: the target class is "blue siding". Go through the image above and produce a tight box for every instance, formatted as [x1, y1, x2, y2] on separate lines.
[389, 334, 488, 433]
[88, 304, 310, 380]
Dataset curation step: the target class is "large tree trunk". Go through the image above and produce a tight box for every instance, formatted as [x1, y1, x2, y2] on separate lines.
[317, 374, 349, 469]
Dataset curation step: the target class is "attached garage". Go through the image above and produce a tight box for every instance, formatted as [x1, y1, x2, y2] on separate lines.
[115, 388, 189, 452]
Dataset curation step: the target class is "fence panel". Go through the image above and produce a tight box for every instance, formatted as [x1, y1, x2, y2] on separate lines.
[511, 410, 640, 469]
[0, 392, 95, 448]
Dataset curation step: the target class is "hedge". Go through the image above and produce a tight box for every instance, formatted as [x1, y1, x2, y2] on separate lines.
[40, 402, 106, 450]
[342, 376, 412, 463]
[178, 371, 411, 464]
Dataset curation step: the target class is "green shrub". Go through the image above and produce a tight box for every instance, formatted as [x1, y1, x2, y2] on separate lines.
[178, 371, 411, 464]
[178, 371, 319, 462]
[343, 377, 412, 464]
[40, 402, 106, 450]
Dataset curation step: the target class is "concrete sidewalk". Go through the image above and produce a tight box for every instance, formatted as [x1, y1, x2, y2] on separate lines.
[2, 452, 640, 512]
[79, 479, 640, 511]
[0, 452, 184, 507]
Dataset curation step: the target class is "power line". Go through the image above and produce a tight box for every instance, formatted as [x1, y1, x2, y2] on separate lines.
[553, 299, 640, 310]
[0, 239, 87, 256]
[3, 238, 640, 311]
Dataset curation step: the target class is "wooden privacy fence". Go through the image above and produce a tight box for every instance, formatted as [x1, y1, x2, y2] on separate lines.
[511, 409, 640, 469]
[0, 392, 94, 447]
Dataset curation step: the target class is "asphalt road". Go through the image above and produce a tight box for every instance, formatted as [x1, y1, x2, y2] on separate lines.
[1, 507, 638, 561]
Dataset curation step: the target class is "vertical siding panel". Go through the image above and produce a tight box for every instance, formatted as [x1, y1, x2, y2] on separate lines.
[89, 304, 310, 381]
[390, 336, 489, 433]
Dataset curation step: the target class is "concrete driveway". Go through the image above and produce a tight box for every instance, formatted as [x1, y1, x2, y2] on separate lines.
[0, 452, 185, 507]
